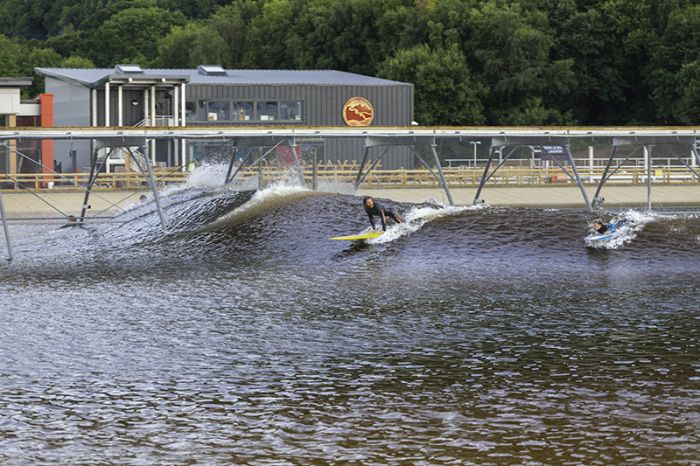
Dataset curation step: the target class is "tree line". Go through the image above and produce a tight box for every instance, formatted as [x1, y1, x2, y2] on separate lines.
[0, 0, 698, 126]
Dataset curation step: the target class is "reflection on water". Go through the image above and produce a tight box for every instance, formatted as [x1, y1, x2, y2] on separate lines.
[0, 186, 698, 464]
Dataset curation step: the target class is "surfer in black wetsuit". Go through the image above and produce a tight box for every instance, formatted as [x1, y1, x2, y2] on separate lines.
[363, 196, 403, 231]
[591, 218, 609, 234]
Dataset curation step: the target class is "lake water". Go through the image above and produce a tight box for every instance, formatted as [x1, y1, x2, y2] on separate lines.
[1, 181, 698, 464]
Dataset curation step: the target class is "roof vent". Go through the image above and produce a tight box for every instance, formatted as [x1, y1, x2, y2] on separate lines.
[115, 64, 143, 74]
[197, 65, 227, 76]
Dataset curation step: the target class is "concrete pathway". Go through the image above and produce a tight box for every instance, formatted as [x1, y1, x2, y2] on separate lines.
[1, 184, 699, 217]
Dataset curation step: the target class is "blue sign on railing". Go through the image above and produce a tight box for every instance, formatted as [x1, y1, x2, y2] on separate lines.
[539, 145, 568, 161]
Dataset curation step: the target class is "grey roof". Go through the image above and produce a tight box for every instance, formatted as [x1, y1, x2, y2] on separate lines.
[35, 67, 408, 87]
[0, 77, 33, 87]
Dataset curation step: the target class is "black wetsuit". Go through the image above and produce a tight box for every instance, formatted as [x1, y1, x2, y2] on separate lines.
[365, 202, 397, 231]
[594, 224, 610, 234]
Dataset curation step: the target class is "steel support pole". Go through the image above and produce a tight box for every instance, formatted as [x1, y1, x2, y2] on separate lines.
[0, 191, 13, 261]
[289, 138, 304, 186]
[357, 147, 389, 186]
[480, 146, 520, 185]
[474, 146, 496, 204]
[666, 146, 700, 180]
[645, 145, 652, 211]
[224, 145, 239, 185]
[312, 149, 318, 191]
[429, 143, 454, 206]
[228, 140, 285, 185]
[592, 146, 618, 204]
[226, 148, 252, 185]
[692, 146, 700, 168]
[258, 159, 264, 190]
[409, 146, 440, 181]
[143, 144, 168, 231]
[354, 145, 371, 188]
[79, 149, 101, 224]
[565, 145, 592, 211]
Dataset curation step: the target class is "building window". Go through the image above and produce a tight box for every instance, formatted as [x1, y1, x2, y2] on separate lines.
[0, 114, 7, 127]
[258, 101, 278, 121]
[279, 101, 303, 121]
[184, 100, 305, 123]
[233, 101, 254, 121]
[197, 101, 207, 121]
[185, 101, 197, 122]
[16, 116, 38, 126]
[207, 101, 230, 122]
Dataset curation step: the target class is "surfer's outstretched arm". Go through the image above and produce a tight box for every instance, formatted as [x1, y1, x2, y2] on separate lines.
[367, 211, 376, 230]
[380, 211, 387, 231]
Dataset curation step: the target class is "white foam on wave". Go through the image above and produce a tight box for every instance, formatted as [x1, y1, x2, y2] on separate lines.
[316, 179, 356, 195]
[585, 209, 656, 249]
[159, 163, 268, 199]
[200, 180, 313, 231]
[367, 203, 478, 244]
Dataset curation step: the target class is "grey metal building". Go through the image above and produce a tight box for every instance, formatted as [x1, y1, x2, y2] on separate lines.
[35, 65, 414, 171]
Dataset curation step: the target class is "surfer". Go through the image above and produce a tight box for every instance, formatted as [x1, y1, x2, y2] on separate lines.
[363, 196, 403, 231]
[591, 217, 626, 234]
[591, 218, 611, 234]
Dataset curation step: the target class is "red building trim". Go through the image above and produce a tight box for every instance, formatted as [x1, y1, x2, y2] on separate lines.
[39, 94, 54, 181]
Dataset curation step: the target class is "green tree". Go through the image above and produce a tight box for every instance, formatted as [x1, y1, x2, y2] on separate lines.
[465, 1, 576, 124]
[649, 3, 700, 123]
[60, 55, 96, 68]
[243, 0, 299, 68]
[672, 61, 700, 124]
[0, 34, 25, 76]
[157, 22, 227, 68]
[208, 0, 261, 67]
[157, 0, 220, 18]
[375, 1, 429, 59]
[288, 0, 388, 74]
[82, 6, 186, 66]
[378, 44, 485, 125]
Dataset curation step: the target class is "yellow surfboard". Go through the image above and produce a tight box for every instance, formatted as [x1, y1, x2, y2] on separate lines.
[330, 231, 384, 241]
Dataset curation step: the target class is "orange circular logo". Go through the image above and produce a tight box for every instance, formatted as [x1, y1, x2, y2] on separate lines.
[342, 97, 374, 126]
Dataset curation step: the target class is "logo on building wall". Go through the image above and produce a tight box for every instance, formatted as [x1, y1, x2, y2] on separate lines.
[342, 97, 374, 126]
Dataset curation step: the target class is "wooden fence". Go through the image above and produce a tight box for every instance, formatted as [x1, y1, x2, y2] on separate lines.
[1, 164, 698, 192]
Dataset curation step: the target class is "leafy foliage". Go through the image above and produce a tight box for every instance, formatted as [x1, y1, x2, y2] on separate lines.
[0, 0, 698, 124]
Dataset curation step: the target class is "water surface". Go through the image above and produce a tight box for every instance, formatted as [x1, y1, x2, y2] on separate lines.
[1, 184, 698, 464]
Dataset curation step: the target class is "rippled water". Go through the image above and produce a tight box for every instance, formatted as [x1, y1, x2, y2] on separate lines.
[1, 183, 698, 464]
